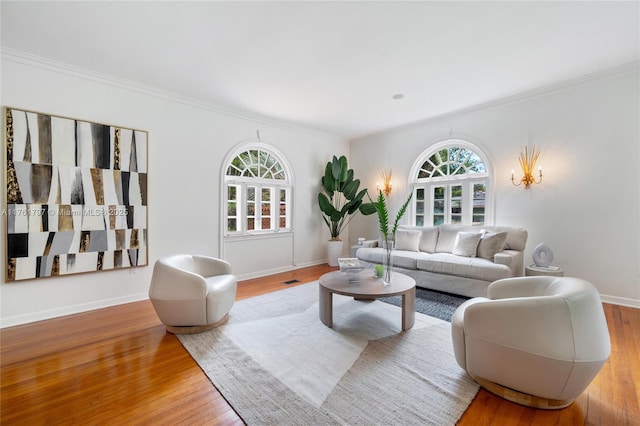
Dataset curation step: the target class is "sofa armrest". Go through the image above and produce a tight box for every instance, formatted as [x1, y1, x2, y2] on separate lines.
[494, 249, 524, 276]
[361, 239, 379, 248]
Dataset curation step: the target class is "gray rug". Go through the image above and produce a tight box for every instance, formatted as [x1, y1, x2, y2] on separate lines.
[178, 282, 479, 425]
[380, 288, 469, 322]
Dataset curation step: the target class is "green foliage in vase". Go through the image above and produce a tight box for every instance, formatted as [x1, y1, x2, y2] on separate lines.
[373, 189, 413, 241]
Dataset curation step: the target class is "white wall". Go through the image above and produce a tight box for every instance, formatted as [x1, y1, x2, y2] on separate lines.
[350, 67, 640, 307]
[0, 52, 345, 327]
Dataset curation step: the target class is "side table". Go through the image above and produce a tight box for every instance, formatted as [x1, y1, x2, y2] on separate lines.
[525, 265, 564, 277]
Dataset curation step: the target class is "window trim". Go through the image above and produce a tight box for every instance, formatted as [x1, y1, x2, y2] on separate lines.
[220, 142, 293, 239]
[407, 139, 495, 226]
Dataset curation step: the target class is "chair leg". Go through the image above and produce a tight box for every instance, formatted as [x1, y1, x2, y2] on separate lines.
[165, 314, 230, 334]
[470, 374, 574, 410]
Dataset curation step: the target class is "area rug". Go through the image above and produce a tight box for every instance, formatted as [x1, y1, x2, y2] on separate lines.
[177, 281, 479, 425]
[380, 287, 470, 322]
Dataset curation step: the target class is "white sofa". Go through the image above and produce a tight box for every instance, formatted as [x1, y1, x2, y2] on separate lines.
[356, 224, 528, 297]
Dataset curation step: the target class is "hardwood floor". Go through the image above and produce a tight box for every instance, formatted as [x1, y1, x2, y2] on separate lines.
[1, 264, 639, 425]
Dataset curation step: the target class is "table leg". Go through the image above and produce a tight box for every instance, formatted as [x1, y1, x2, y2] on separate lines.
[319, 285, 333, 327]
[401, 287, 416, 331]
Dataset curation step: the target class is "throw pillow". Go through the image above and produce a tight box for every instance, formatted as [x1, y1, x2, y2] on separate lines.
[419, 226, 439, 253]
[394, 229, 421, 252]
[477, 231, 508, 260]
[452, 232, 482, 257]
[435, 225, 460, 253]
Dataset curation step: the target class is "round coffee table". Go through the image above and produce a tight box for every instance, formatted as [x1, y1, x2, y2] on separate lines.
[318, 271, 416, 331]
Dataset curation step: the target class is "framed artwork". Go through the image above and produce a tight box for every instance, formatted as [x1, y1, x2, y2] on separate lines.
[4, 107, 148, 282]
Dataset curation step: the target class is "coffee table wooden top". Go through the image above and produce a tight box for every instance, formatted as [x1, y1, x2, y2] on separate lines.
[319, 271, 416, 298]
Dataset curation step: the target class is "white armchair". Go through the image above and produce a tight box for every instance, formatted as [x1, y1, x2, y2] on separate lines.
[149, 254, 237, 334]
[451, 276, 611, 409]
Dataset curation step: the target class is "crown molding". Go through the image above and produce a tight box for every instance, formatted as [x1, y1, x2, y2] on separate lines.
[354, 60, 640, 141]
[1, 47, 344, 142]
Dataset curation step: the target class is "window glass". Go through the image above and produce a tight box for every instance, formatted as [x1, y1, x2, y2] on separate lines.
[279, 189, 288, 228]
[415, 188, 425, 227]
[227, 185, 239, 232]
[451, 185, 462, 224]
[472, 183, 486, 225]
[433, 186, 445, 226]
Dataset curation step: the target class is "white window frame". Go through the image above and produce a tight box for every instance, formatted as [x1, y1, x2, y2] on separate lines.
[222, 143, 293, 237]
[408, 139, 494, 226]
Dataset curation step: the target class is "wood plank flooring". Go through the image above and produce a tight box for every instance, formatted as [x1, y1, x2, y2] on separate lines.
[1, 264, 639, 425]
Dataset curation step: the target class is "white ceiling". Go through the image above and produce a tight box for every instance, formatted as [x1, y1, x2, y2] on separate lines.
[1, 1, 638, 139]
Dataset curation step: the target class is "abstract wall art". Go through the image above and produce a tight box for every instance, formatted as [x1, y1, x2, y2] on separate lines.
[4, 107, 148, 281]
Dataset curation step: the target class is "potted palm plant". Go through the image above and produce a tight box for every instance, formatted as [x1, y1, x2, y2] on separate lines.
[318, 155, 377, 266]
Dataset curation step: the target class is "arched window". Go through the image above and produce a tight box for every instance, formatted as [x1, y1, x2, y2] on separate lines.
[223, 144, 292, 235]
[409, 140, 492, 226]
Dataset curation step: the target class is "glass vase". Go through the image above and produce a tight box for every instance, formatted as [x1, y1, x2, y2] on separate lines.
[382, 239, 394, 286]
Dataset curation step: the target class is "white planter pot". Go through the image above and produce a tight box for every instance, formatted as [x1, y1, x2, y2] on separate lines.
[327, 240, 344, 267]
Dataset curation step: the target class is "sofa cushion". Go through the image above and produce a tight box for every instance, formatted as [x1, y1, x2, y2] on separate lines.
[356, 247, 382, 265]
[452, 232, 482, 257]
[394, 229, 420, 252]
[417, 253, 512, 282]
[356, 247, 426, 269]
[419, 227, 439, 253]
[435, 225, 461, 253]
[392, 250, 429, 269]
[477, 231, 508, 260]
[481, 226, 528, 251]
[397, 225, 438, 253]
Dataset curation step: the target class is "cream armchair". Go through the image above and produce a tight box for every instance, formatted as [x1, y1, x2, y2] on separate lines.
[451, 276, 610, 409]
[149, 254, 237, 334]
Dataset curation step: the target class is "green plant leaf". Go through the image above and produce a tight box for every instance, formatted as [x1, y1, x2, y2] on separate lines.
[345, 169, 354, 184]
[337, 156, 348, 181]
[329, 156, 341, 180]
[352, 188, 367, 203]
[318, 193, 336, 216]
[342, 179, 360, 200]
[344, 199, 361, 215]
[392, 192, 413, 234]
[322, 162, 335, 193]
[375, 189, 389, 239]
[359, 202, 377, 215]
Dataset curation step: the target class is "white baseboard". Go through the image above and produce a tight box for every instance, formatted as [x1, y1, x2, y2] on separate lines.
[0, 262, 330, 328]
[2, 281, 635, 328]
[235, 260, 327, 281]
[601, 294, 640, 309]
[0, 292, 149, 329]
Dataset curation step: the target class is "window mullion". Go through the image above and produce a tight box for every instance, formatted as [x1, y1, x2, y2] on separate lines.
[271, 187, 278, 231]
[462, 182, 472, 225]
[239, 183, 246, 235]
[255, 185, 262, 231]
[445, 185, 451, 224]
[274, 185, 281, 231]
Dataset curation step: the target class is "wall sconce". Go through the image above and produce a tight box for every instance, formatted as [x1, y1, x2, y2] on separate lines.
[377, 170, 393, 196]
[511, 145, 543, 189]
